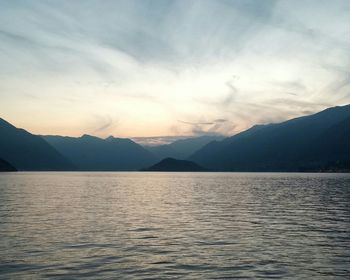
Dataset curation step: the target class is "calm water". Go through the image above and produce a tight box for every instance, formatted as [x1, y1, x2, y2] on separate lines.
[0, 172, 350, 279]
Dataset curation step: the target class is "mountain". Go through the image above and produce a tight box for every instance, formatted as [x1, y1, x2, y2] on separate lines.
[190, 105, 350, 172]
[146, 135, 224, 160]
[0, 158, 17, 172]
[0, 118, 75, 171]
[43, 135, 157, 171]
[142, 157, 208, 172]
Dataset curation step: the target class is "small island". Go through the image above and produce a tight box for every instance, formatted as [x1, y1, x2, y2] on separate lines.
[142, 157, 208, 172]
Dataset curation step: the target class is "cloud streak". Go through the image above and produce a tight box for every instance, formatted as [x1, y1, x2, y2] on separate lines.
[0, 0, 350, 138]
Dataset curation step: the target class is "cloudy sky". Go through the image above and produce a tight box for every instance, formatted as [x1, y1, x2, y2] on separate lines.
[1, 0, 350, 143]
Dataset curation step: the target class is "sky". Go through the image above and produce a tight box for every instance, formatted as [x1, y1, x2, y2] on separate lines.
[1, 0, 350, 144]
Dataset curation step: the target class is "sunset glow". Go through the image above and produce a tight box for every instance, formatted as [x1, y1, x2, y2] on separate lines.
[1, 0, 350, 141]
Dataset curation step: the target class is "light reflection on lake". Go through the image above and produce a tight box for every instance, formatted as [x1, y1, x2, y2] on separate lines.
[0, 172, 350, 279]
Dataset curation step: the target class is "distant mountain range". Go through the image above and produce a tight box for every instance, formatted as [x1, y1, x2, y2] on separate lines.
[142, 158, 207, 172]
[1, 104, 350, 172]
[190, 105, 350, 172]
[145, 135, 224, 160]
[43, 135, 156, 171]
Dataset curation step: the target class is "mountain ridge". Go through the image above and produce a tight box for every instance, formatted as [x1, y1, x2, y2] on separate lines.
[43, 134, 157, 171]
[146, 135, 224, 160]
[1, 104, 350, 172]
[190, 104, 350, 172]
[0, 118, 75, 171]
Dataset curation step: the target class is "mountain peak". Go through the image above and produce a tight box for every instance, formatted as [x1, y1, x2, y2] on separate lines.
[0, 118, 75, 171]
[106, 136, 134, 144]
[80, 134, 101, 140]
[0, 117, 16, 129]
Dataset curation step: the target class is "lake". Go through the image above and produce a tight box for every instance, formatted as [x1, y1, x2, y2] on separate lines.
[0, 172, 350, 279]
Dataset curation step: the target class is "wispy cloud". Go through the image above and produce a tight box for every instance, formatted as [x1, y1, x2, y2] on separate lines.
[0, 0, 349, 138]
[177, 118, 233, 136]
[90, 115, 117, 135]
[178, 120, 215, 125]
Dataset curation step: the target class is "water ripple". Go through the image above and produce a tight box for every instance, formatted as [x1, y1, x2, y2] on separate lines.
[0, 172, 350, 279]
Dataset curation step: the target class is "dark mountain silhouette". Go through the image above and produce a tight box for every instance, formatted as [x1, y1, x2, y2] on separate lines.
[142, 157, 207, 172]
[2, 104, 350, 172]
[0, 158, 17, 172]
[43, 135, 157, 171]
[190, 105, 350, 172]
[146, 135, 224, 160]
[0, 118, 75, 171]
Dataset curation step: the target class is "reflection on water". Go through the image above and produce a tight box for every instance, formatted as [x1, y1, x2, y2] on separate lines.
[0, 172, 350, 279]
